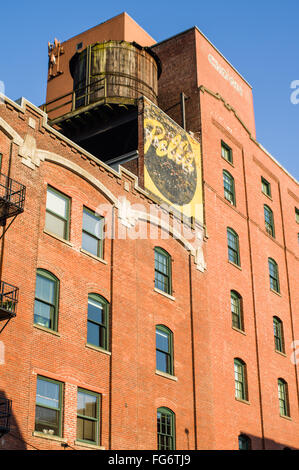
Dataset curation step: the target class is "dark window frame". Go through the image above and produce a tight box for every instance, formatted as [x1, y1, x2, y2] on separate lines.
[261, 177, 271, 197]
[223, 170, 236, 205]
[234, 358, 248, 401]
[268, 258, 280, 293]
[227, 228, 240, 266]
[87, 293, 109, 351]
[231, 291, 244, 331]
[264, 204, 275, 237]
[34, 269, 59, 331]
[154, 247, 172, 295]
[82, 206, 104, 259]
[156, 325, 174, 376]
[157, 407, 175, 450]
[77, 387, 100, 445]
[278, 378, 290, 417]
[273, 316, 285, 353]
[221, 141, 233, 164]
[35, 375, 63, 437]
[45, 185, 70, 240]
[238, 434, 251, 450]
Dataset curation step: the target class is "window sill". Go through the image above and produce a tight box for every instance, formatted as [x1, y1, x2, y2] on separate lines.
[279, 414, 292, 421]
[228, 260, 242, 270]
[44, 229, 73, 247]
[235, 397, 250, 406]
[262, 191, 273, 201]
[33, 324, 60, 337]
[74, 440, 105, 450]
[275, 349, 287, 357]
[221, 156, 234, 167]
[154, 288, 175, 301]
[270, 288, 282, 297]
[32, 431, 67, 443]
[85, 343, 111, 356]
[80, 248, 107, 264]
[232, 326, 246, 336]
[155, 370, 178, 382]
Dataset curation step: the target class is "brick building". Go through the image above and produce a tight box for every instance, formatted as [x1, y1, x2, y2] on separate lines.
[0, 12, 298, 450]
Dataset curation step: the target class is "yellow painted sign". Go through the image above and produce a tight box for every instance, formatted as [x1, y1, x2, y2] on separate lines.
[143, 97, 203, 222]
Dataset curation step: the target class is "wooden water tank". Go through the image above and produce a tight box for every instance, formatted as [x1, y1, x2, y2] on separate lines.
[70, 40, 161, 108]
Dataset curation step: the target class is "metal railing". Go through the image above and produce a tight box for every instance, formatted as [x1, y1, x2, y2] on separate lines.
[41, 72, 157, 119]
[0, 281, 18, 317]
[0, 397, 12, 437]
[0, 173, 26, 223]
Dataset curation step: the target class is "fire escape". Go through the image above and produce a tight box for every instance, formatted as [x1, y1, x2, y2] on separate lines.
[0, 172, 25, 326]
[0, 172, 25, 439]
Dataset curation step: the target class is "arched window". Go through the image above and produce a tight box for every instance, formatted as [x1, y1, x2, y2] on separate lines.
[238, 434, 251, 450]
[268, 258, 280, 293]
[264, 205, 275, 237]
[34, 269, 59, 331]
[273, 317, 285, 353]
[231, 291, 243, 331]
[227, 228, 240, 266]
[87, 294, 109, 351]
[223, 170, 235, 205]
[154, 247, 172, 295]
[278, 379, 290, 417]
[234, 358, 248, 401]
[157, 407, 175, 450]
[156, 325, 174, 375]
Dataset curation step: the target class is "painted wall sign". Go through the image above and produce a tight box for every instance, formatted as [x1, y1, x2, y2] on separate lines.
[143, 97, 203, 222]
[208, 53, 243, 96]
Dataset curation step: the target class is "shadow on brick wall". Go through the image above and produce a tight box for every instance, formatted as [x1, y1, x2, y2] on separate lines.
[0, 391, 26, 450]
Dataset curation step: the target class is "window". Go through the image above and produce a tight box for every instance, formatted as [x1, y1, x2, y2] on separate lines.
[264, 205, 275, 237]
[34, 269, 59, 331]
[273, 317, 285, 353]
[221, 141, 233, 163]
[76, 42, 83, 51]
[296, 208, 299, 224]
[223, 170, 235, 205]
[82, 207, 104, 258]
[157, 407, 175, 450]
[227, 228, 240, 266]
[238, 434, 251, 450]
[231, 291, 243, 331]
[278, 379, 290, 417]
[77, 388, 100, 444]
[154, 247, 172, 295]
[87, 294, 109, 350]
[234, 358, 247, 401]
[45, 186, 70, 240]
[156, 325, 173, 375]
[268, 258, 280, 293]
[261, 177, 271, 197]
[35, 376, 63, 436]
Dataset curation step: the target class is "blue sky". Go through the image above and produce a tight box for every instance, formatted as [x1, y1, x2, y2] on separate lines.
[0, 0, 298, 179]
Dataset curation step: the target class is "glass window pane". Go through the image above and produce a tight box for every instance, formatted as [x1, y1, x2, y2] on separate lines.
[82, 232, 99, 256]
[156, 330, 169, 352]
[156, 350, 168, 373]
[87, 322, 101, 347]
[77, 417, 96, 442]
[35, 405, 59, 435]
[45, 211, 66, 238]
[88, 299, 104, 324]
[34, 300, 53, 328]
[36, 378, 60, 408]
[83, 209, 103, 238]
[36, 274, 55, 303]
[77, 391, 97, 418]
[46, 188, 68, 218]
